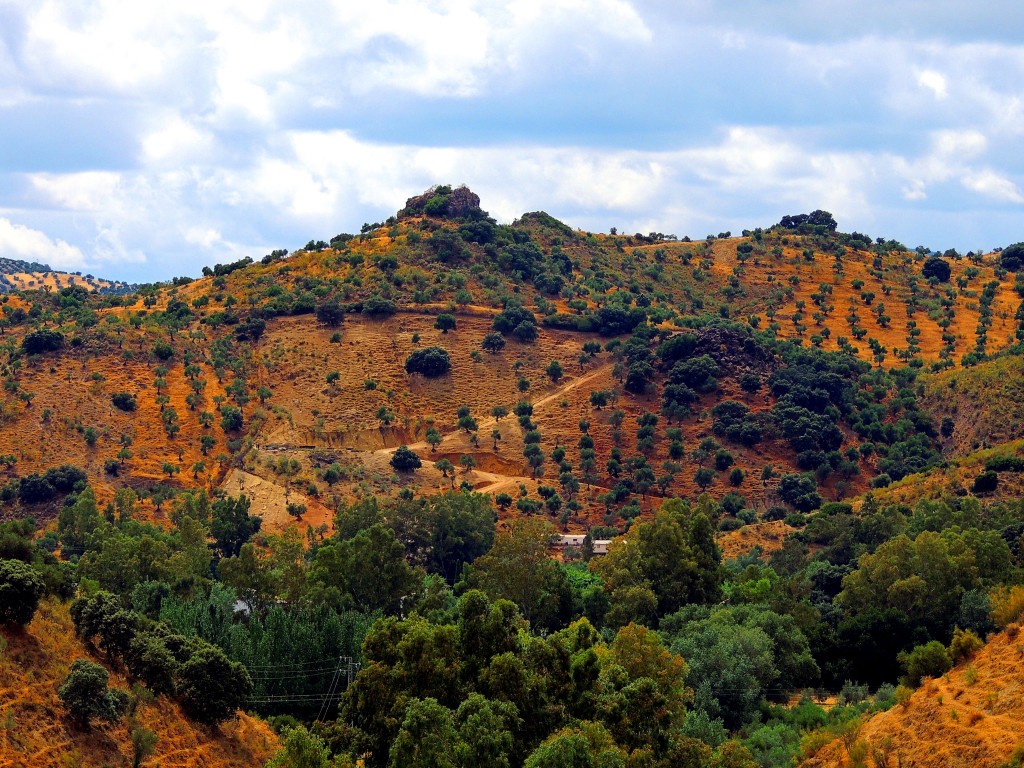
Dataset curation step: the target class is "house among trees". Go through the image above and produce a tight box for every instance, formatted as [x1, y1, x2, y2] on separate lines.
[557, 533, 611, 555]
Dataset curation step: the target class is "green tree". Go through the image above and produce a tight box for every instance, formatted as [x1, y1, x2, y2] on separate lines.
[426, 428, 443, 451]
[469, 518, 567, 630]
[405, 347, 452, 377]
[58, 660, 129, 729]
[435, 314, 457, 333]
[546, 360, 564, 384]
[267, 725, 343, 768]
[209, 494, 261, 558]
[177, 641, 253, 725]
[524, 721, 626, 768]
[454, 693, 520, 768]
[898, 640, 952, 687]
[388, 697, 458, 768]
[482, 333, 506, 354]
[694, 467, 715, 491]
[427, 492, 497, 584]
[131, 726, 158, 768]
[220, 405, 243, 432]
[0, 559, 44, 626]
[309, 525, 420, 614]
[391, 445, 422, 472]
[436, 459, 456, 487]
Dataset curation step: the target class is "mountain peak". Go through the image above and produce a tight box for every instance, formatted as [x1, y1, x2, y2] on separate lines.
[400, 184, 483, 220]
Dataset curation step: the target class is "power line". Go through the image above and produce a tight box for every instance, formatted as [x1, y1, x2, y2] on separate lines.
[316, 658, 345, 722]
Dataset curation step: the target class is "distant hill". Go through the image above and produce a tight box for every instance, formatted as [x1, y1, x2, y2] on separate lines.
[0, 257, 134, 294]
[0, 256, 52, 274]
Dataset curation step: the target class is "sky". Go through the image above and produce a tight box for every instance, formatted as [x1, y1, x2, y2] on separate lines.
[0, 0, 1022, 283]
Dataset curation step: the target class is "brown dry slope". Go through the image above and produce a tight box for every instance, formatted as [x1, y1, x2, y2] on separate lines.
[0, 599, 276, 768]
[801, 625, 1024, 768]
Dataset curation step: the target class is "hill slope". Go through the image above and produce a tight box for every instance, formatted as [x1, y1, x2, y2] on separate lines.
[0, 599, 276, 768]
[802, 625, 1024, 768]
[922, 352, 1024, 455]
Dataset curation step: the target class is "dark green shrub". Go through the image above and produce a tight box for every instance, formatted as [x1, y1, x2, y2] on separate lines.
[405, 347, 451, 377]
[58, 660, 129, 728]
[898, 640, 951, 687]
[971, 470, 999, 494]
[21, 329, 64, 355]
[0, 559, 44, 625]
[111, 392, 137, 412]
[176, 643, 252, 725]
[390, 446, 422, 472]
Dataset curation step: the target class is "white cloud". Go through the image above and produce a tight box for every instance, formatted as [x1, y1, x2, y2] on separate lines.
[141, 117, 213, 165]
[30, 172, 124, 212]
[3, 0, 1024, 279]
[0, 217, 86, 270]
[962, 170, 1024, 203]
[917, 69, 948, 99]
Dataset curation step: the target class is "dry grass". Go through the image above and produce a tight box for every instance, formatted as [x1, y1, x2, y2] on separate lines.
[800, 626, 1024, 768]
[0, 599, 276, 768]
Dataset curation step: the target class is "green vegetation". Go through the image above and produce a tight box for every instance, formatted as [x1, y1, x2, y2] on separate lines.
[405, 346, 452, 377]
[4, 190, 1024, 767]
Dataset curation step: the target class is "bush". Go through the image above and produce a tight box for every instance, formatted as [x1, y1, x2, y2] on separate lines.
[59, 660, 129, 728]
[971, 470, 999, 495]
[176, 643, 252, 725]
[990, 585, 1024, 627]
[405, 347, 451, 377]
[0, 559, 43, 626]
[870, 473, 892, 489]
[921, 256, 951, 282]
[777, 473, 822, 512]
[898, 640, 952, 687]
[315, 299, 346, 326]
[21, 329, 64, 355]
[434, 313, 457, 333]
[152, 341, 174, 360]
[362, 294, 397, 316]
[391, 446, 422, 472]
[493, 304, 537, 336]
[984, 455, 1024, 473]
[126, 632, 179, 696]
[511, 321, 539, 343]
[17, 474, 55, 504]
[220, 405, 243, 432]
[481, 333, 506, 353]
[999, 242, 1024, 271]
[111, 392, 137, 412]
[948, 627, 984, 664]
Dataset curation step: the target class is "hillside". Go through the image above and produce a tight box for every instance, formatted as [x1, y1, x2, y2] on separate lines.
[921, 352, 1024, 456]
[0, 258, 51, 276]
[0, 187, 984, 535]
[0, 257, 132, 295]
[801, 624, 1024, 768]
[0, 186, 1022, 768]
[0, 598, 276, 768]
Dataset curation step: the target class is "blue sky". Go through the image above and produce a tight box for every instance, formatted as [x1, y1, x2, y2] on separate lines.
[0, 0, 1022, 282]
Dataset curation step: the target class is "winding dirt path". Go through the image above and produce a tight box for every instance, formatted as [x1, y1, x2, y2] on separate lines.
[373, 361, 615, 457]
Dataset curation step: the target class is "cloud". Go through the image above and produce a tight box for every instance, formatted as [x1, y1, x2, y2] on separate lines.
[917, 69, 948, 99]
[962, 170, 1024, 203]
[0, 216, 85, 270]
[1, 0, 1023, 281]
